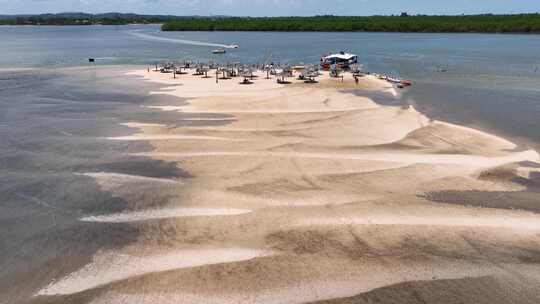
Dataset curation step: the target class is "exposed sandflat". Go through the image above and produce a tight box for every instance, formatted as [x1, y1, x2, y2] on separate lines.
[295, 213, 540, 231]
[77, 172, 181, 192]
[121, 122, 166, 128]
[34, 68, 540, 304]
[37, 248, 270, 296]
[107, 134, 245, 141]
[132, 150, 538, 169]
[81, 207, 253, 223]
[92, 266, 491, 304]
[180, 117, 236, 121]
[145, 105, 376, 114]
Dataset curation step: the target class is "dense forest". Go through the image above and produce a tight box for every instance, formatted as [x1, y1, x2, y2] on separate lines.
[3, 13, 540, 32]
[162, 14, 540, 33]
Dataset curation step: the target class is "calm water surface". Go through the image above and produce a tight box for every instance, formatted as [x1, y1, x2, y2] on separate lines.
[1, 24, 540, 147]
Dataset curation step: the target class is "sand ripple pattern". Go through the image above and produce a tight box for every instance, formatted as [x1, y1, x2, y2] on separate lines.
[76, 172, 181, 192]
[91, 260, 495, 304]
[144, 105, 371, 114]
[107, 134, 244, 141]
[37, 248, 271, 296]
[296, 214, 540, 231]
[133, 150, 539, 168]
[33, 69, 540, 303]
[81, 208, 253, 223]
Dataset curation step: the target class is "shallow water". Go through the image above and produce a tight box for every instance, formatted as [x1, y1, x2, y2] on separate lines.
[0, 67, 210, 303]
[1, 25, 539, 148]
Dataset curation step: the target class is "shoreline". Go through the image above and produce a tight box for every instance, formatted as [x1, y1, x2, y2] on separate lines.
[402, 85, 540, 154]
[3, 64, 537, 152]
[34, 66, 540, 302]
[4, 65, 540, 303]
[131, 65, 534, 151]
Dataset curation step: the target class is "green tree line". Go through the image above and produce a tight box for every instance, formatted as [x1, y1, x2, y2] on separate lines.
[162, 14, 540, 33]
[0, 20, 16, 25]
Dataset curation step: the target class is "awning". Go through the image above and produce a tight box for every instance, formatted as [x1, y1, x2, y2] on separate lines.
[324, 53, 357, 60]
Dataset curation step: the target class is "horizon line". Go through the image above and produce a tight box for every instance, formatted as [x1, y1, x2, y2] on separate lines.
[2, 11, 540, 18]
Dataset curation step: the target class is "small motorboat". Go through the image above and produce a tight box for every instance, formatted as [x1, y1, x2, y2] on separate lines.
[400, 80, 413, 86]
[212, 49, 226, 54]
[229, 44, 240, 49]
[387, 77, 413, 87]
[386, 76, 402, 84]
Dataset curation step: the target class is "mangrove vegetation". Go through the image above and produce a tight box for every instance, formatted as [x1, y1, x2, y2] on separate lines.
[162, 14, 540, 33]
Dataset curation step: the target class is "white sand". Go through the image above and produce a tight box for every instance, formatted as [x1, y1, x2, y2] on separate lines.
[142, 105, 184, 111]
[81, 207, 253, 223]
[180, 117, 236, 121]
[144, 105, 375, 114]
[90, 259, 497, 304]
[77, 172, 181, 191]
[132, 150, 539, 169]
[121, 122, 166, 128]
[295, 213, 540, 231]
[431, 121, 517, 150]
[107, 134, 245, 141]
[35, 68, 540, 302]
[37, 248, 271, 296]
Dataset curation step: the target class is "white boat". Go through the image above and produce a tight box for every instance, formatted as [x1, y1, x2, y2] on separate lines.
[386, 76, 402, 84]
[212, 49, 226, 54]
[386, 76, 413, 86]
[229, 44, 240, 49]
[320, 51, 358, 70]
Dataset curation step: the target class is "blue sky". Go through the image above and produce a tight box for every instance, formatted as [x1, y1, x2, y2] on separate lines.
[2, 0, 539, 16]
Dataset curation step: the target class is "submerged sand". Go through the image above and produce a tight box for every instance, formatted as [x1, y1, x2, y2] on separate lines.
[34, 68, 540, 303]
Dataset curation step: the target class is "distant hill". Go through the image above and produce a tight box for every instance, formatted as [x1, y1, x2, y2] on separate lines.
[0, 12, 229, 25]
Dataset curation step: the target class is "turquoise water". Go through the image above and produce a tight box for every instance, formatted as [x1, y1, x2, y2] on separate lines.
[1, 24, 540, 147]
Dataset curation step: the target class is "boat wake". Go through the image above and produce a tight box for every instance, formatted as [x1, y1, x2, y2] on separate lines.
[128, 31, 235, 49]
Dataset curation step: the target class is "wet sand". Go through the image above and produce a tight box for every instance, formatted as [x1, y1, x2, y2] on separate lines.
[3, 67, 540, 304]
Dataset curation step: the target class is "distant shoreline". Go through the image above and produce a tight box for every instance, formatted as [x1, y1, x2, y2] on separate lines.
[1, 24, 539, 35]
[162, 14, 540, 34]
[2, 13, 540, 33]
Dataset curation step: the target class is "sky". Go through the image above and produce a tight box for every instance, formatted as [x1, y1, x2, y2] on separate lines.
[1, 0, 539, 16]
